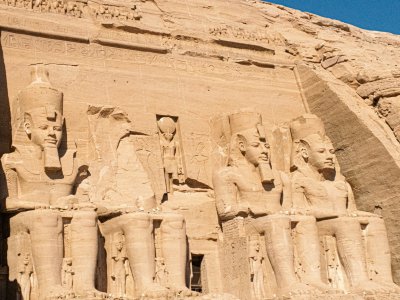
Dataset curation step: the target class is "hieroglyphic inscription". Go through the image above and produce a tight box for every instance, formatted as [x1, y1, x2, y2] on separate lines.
[0, 32, 245, 76]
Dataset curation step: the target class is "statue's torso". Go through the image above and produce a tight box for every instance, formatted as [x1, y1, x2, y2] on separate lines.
[5, 149, 78, 204]
[293, 171, 348, 216]
[219, 165, 283, 217]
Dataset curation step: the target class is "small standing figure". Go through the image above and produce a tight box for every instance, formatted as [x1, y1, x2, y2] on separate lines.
[61, 258, 74, 291]
[157, 117, 185, 194]
[248, 238, 266, 300]
[17, 252, 33, 300]
[155, 257, 168, 287]
[111, 233, 129, 297]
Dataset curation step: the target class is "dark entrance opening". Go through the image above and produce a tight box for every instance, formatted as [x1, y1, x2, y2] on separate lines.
[190, 254, 204, 293]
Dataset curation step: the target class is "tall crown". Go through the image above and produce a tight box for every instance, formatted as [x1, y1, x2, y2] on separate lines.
[18, 65, 63, 115]
[290, 114, 325, 141]
[228, 111, 262, 135]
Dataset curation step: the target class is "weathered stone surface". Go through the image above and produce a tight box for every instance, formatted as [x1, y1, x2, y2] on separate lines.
[1, 0, 400, 299]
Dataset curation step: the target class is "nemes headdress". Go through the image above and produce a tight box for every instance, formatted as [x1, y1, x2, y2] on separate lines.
[18, 65, 63, 118]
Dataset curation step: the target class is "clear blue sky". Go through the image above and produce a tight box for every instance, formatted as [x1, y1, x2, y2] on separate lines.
[265, 1, 400, 35]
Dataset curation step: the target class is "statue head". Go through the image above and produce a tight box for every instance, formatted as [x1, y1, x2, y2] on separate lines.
[158, 117, 176, 142]
[290, 114, 336, 173]
[17, 65, 64, 171]
[228, 111, 274, 183]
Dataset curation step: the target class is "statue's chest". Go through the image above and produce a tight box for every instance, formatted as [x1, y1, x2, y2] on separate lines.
[303, 179, 348, 203]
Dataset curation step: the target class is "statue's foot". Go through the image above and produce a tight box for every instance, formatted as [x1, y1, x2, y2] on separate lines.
[351, 280, 390, 295]
[140, 283, 171, 298]
[279, 282, 320, 298]
[305, 281, 343, 294]
[170, 285, 200, 297]
[43, 285, 74, 299]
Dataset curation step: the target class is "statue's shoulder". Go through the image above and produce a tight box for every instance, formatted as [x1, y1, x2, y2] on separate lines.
[1, 150, 22, 170]
[212, 165, 240, 184]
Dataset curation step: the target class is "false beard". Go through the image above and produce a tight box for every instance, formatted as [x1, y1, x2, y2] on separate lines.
[258, 161, 274, 184]
[44, 146, 62, 172]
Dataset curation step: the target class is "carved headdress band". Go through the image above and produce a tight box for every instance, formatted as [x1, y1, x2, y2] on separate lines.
[290, 114, 325, 141]
[18, 65, 63, 116]
[228, 111, 265, 138]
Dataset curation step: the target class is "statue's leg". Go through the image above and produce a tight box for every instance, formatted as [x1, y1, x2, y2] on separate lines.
[361, 217, 400, 291]
[319, 217, 386, 294]
[29, 210, 65, 298]
[121, 213, 168, 297]
[70, 210, 102, 296]
[160, 213, 193, 295]
[262, 215, 318, 297]
[294, 216, 338, 293]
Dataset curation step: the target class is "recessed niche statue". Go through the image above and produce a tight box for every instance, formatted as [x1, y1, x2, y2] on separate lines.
[212, 111, 333, 297]
[61, 258, 74, 292]
[1, 65, 103, 299]
[155, 257, 169, 287]
[157, 116, 185, 194]
[111, 232, 129, 298]
[289, 113, 400, 294]
[17, 252, 33, 300]
[248, 236, 266, 300]
[86, 106, 195, 298]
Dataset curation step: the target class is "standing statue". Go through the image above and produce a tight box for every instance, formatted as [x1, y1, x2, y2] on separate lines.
[86, 106, 195, 298]
[248, 237, 266, 300]
[212, 111, 331, 298]
[289, 113, 400, 294]
[17, 252, 33, 300]
[157, 116, 185, 194]
[111, 232, 129, 297]
[61, 258, 74, 291]
[155, 257, 169, 286]
[1, 65, 102, 299]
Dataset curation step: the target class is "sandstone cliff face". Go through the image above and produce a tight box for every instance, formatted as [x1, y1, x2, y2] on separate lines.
[0, 0, 400, 293]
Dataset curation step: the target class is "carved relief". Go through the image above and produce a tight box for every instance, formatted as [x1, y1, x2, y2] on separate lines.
[1, 65, 102, 300]
[248, 236, 266, 300]
[110, 232, 128, 297]
[86, 106, 196, 298]
[90, 1, 141, 22]
[212, 111, 331, 299]
[289, 114, 400, 294]
[157, 116, 185, 195]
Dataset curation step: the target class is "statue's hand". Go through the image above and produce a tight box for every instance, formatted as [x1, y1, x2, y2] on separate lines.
[286, 208, 308, 216]
[50, 195, 78, 210]
[73, 201, 97, 211]
[5, 198, 50, 211]
[348, 210, 381, 218]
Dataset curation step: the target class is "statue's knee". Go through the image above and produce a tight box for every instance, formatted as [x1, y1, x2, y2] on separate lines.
[32, 210, 60, 228]
[72, 211, 97, 227]
[161, 213, 185, 230]
[123, 213, 151, 228]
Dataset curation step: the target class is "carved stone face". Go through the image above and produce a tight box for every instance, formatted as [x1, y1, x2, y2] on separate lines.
[24, 108, 63, 149]
[163, 131, 174, 142]
[304, 135, 335, 171]
[238, 128, 270, 166]
[116, 240, 123, 251]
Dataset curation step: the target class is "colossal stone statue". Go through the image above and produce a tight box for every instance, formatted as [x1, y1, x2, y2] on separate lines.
[289, 114, 400, 294]
[1, 65, 102, 299]
[212, 111, 332, 298]
[85, 106, 194, 298]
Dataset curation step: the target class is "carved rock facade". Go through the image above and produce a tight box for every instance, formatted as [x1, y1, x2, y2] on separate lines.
[1, 1, 400, 300]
